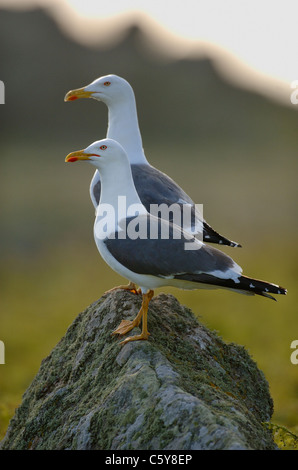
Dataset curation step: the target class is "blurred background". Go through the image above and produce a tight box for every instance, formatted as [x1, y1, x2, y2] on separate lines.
[0, 1, 297, 442]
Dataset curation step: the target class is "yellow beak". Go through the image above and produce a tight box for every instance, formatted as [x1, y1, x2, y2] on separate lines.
[64, 87, 93, 102]
[65, 150, 94, 163]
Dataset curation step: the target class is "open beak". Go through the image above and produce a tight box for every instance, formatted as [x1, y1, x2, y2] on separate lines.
[64, 87, 93, 102]
[65, 150, 97, 163]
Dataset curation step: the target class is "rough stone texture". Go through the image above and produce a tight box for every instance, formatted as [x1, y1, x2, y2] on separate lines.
[1, 291, 276, 450]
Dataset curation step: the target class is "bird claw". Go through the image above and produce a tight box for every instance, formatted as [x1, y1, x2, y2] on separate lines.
[104, 282, 140, 296]
[112, 319, 138, 336]
[119, 332, 150, 346]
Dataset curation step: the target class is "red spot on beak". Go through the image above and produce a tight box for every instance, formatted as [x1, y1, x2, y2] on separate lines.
[67, 157, 78, 162]
[68, 96, 78, 101]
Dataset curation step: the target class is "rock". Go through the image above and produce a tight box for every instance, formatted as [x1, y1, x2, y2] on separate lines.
[0, 291, 276, 450]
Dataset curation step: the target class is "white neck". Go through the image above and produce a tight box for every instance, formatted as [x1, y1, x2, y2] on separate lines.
[95, 158, 147, 224]
[106, 96, 148, 166]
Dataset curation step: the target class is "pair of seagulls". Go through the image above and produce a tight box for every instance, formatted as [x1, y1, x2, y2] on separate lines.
[64, 74, 286, 345]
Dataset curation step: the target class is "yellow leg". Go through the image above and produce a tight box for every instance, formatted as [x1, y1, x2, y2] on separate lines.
[112, 290, 154, 344]
[104, 281, 139, 296]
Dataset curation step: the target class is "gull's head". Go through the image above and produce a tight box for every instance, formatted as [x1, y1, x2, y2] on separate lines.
[64, 74, 133, 105]
[65, 138, 128, 169]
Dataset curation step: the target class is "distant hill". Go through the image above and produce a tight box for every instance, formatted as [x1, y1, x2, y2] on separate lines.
[0, 7, 297, 154]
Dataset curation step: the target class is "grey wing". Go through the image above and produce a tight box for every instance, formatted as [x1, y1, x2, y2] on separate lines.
[131, 164, 241, 248]
[104, 215, 239, 278]
[131, 164, 202, 234]
[131, 164, 195, 210]
[90, 170, 101, 208]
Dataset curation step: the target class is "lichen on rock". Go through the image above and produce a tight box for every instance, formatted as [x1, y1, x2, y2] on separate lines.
[0, 291, 276, 450]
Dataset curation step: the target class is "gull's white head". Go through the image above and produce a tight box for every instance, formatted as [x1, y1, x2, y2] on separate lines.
[65, 137, 143, 208]
[65, 138, 128, 168]
[65, 74, 147, 165]
[64, 74, 134, 105]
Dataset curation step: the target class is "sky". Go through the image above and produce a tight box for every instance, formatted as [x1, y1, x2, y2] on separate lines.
[1, 0, 297, 102]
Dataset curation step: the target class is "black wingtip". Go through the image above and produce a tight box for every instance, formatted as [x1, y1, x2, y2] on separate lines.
[261, 292, 278, 301]
[240, 276, 287, 301]
[230, 241, 242, 248]
[264, 288, 287, 301]
[203, 221, 242, 248]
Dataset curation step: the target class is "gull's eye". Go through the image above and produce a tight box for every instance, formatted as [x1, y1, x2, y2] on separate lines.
[104, 81, 111, 86]
[100, 145, 107, 150]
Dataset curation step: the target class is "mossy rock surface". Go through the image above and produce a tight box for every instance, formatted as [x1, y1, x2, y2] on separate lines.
[1, 291, 276, 450]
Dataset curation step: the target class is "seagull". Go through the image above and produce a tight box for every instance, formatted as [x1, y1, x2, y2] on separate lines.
[65, 138, 287, 345]
[64, 74, 241, 248]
